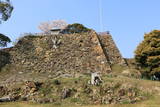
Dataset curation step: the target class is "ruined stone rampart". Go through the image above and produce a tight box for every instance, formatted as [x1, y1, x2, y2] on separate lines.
[0, 31, 112, 76]
[98, 32, 126, 65]
[0, 31, 126, 75]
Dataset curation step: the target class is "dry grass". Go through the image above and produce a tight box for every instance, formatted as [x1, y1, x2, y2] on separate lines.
[1, 87, 160, 107]
[1, 72, 160, 107]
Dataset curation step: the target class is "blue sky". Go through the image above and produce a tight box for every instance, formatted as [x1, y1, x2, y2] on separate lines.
[0, 0, 160, 58]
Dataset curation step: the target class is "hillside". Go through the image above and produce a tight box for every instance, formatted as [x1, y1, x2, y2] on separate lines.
[0, 31, 159, 106]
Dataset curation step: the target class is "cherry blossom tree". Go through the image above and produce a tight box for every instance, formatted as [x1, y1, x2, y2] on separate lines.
[38, 20, 68, 33]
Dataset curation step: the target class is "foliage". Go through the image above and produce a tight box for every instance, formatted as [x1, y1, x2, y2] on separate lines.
[135, 30, 160, 79]
[0, 0, 13, 23]
[0, 0, 13, 47]
[53, 79, 61, 85]
[0, 33, 11, 47]
[61, 23, 91, 34]
[38, 20, 68, 33]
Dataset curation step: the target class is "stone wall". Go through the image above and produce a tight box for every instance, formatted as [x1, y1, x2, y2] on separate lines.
[0, 31, 127, 75]
[98, 32, 126, 65]
[0, 49, 11, 71]
[0, 31, 112, 75]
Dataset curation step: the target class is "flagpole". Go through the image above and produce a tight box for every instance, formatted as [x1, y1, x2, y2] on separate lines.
[99, 0, 103, 32]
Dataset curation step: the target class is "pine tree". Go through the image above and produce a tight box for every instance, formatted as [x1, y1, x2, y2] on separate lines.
[135, 30, 160, 80]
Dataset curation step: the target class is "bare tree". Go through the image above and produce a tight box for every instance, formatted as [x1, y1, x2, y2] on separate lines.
[38, 20, 68, 34]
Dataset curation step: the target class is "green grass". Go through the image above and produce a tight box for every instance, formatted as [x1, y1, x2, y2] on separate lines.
[1, 76, 160, 107]
[1, 95, 160, 107]
[1, 66, 160, 107]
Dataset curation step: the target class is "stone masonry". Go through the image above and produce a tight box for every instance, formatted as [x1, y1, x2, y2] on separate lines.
[98, 32, 126, 65]
[0, 31, 125, 75]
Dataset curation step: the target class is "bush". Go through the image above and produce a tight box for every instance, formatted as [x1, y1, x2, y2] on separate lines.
[53, 79, 61, 85]
[0, 33, 11, 47]
[61, 23, 91, 34]
[135, 30, 160, 79]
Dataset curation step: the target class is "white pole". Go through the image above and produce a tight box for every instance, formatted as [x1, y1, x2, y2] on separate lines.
[99, 0, 103, 32]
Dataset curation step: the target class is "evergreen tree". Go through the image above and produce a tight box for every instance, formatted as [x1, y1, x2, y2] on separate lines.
[135, 30, 160, 80]
[0, 33, 11, 47]
[0, 0, 13, 47]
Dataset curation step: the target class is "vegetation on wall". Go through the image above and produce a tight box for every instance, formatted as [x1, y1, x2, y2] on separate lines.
[135, 30, 160, 80]
[61, 23, 91, 34]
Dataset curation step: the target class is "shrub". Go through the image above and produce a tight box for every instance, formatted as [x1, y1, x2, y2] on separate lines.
[53, 79, 61, 85]
[61, 23, 91, 34]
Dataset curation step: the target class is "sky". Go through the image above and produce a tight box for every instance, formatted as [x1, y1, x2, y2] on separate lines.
[0, 0, 160, 58]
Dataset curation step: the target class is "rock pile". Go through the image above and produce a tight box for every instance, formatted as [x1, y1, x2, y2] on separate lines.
[0, 79, 146, 104]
